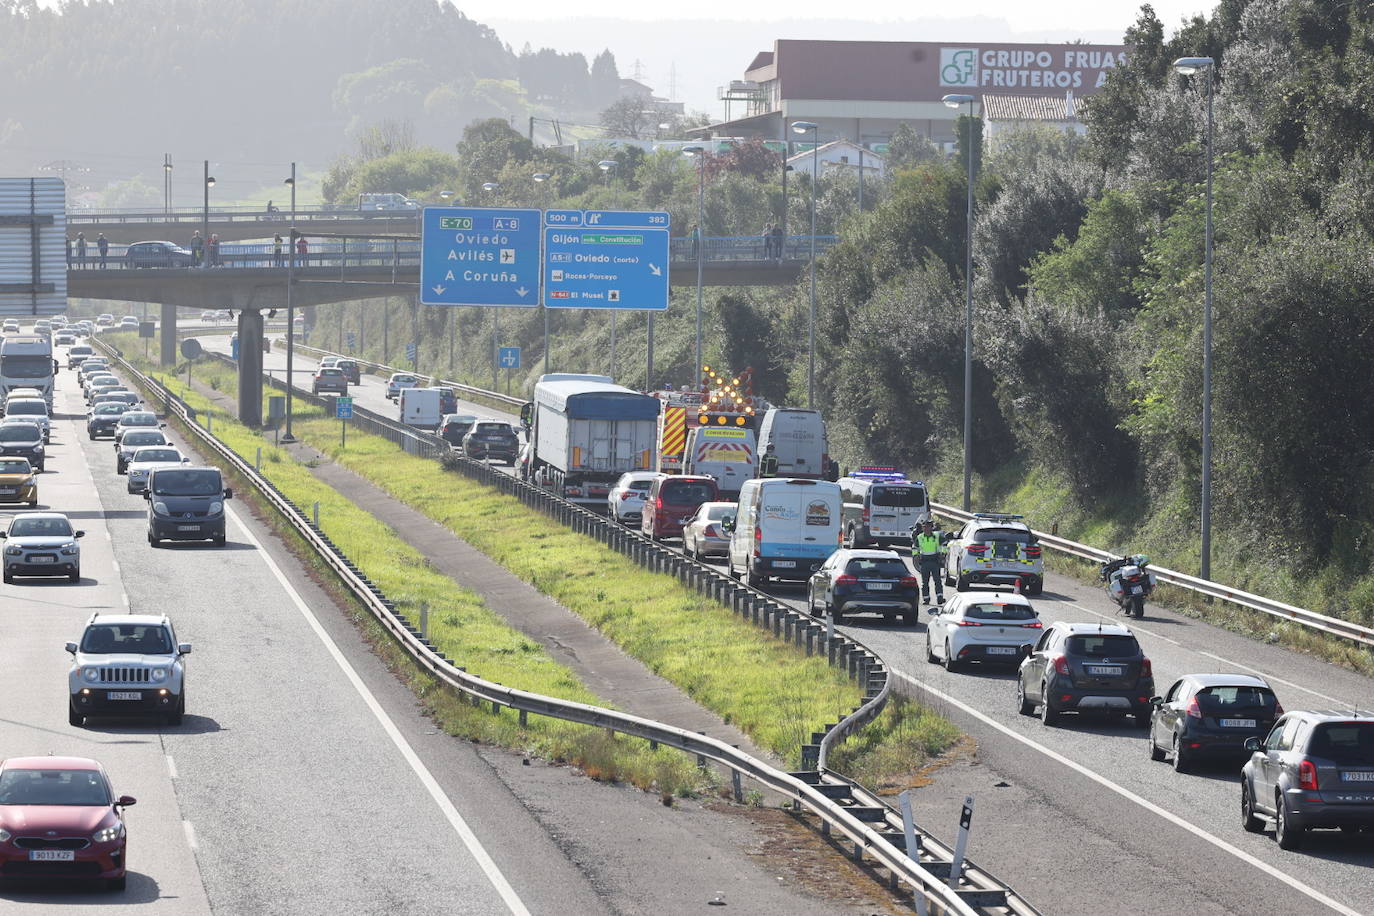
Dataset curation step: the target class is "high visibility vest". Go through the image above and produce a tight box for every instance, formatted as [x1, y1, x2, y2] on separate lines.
[915, 533, 941, 556]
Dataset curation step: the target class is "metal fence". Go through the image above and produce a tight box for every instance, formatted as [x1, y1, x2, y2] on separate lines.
[100, 339, 1034, 916]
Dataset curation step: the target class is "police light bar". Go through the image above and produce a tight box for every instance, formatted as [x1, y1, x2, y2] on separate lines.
[852, 466, 907, 481]
[973, 512, 1025, 521]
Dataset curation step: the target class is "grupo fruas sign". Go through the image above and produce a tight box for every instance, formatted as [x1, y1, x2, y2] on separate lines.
[939, 46, 1129, 91]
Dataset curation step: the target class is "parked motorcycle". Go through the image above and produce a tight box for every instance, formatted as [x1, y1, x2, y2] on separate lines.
[1101, 554, 1156, 618]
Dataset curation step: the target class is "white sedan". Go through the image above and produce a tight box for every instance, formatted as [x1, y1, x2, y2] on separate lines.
[606, 471, 659, 526]
[125, 446, 190, 494]
[925, 591, 1044, 672]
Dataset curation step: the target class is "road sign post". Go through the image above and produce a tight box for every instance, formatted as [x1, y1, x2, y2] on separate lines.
[336, 396, 353, 449]
[542, 210, 670, 313]
[949, 796, 974, 890]
[420, 206, 541, 309]
[498, 346, 521, 396]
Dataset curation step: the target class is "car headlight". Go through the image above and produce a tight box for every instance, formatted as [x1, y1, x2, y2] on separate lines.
[151, 668, 168, 682]
[23, 476, 34, 486]
[153, 501, 169, 515]
[33, 444, 42, 452]
[3, 546, 19, 556]
[209, 501, 223, 515]
[61, 544, 79, 556]
[0, 828, 10, 842]
[91, 823, 124, 844]
[83, 667, 100, 682]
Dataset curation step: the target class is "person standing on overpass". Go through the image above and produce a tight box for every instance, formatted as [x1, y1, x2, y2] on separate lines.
[96, 233, 109, 269]
[273, 234, 284, 267]
[75, 232, 87, 268]
[189, 231, 204, 267]
[208, 234, 221, 267]
[913, 519, 945, 605]
[296, 234, 309, 267]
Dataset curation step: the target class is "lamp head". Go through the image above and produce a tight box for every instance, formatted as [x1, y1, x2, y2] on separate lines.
[206, 177, 216, 188]
[531, 174, 549, 184]
[481, 182, 499, 192]
[597, 159, 616, 172]
[941, 94, 975, 109]
[790, 120, 817, 135]
[1172, 56, 1215, 76]
[682, 146, 703, 157]
[283, 177, 294, 186]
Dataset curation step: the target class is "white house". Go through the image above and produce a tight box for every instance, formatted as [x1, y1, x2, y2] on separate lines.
[982, 92, 1086, 143]
[785, 139, 886, 180]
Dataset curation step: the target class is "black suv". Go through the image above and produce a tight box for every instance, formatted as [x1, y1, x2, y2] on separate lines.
[462, 421, 519, 464]
[1242, 711, 1374, 849]
[1016, 621, 1153, 727]
[336, 359, 361, 385]
[440, 414, 478, 447]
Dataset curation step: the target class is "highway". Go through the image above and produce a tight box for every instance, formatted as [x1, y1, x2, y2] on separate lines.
[217, 337, 1374, 915]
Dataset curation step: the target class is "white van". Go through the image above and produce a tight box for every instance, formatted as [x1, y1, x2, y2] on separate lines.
[684, 422, 757, 501]
[398, 387, 442, 430]
[756, 408, 829, 479]
[726, 478, 842, 586]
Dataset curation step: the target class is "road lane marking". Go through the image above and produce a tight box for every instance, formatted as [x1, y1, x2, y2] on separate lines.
[1198, 652, 1350, 706]
[890, 669, 1363, 916]
[182, 820, 197, 850]
[166, 755, 178, 779]
[1067, 602, 1181, 645]
[226, 505, 531, 916]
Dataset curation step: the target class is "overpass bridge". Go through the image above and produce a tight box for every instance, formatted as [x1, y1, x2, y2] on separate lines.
[68, 206, 418, 243]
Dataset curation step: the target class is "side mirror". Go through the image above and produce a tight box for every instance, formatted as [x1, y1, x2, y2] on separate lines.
[64, 641, 78, 654]
[143, 491, 151, 500]
[1149, 696, 1163, 706]
[0, 532, 6, 538]
[74, 531, 85, 538]
[928, 606, 940, 615]
[178, 643, 192, 655]
[115, 795, 137, 808]
[160, 422, 166, 428]
[223, 488, 233, 499]
[1244, 737, 1260, 752]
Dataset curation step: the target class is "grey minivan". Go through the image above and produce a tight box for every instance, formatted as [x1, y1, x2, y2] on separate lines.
[145, 466, 232, 547]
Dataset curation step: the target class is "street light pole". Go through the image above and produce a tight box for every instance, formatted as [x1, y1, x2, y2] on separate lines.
[482, 181, 501, 390]
[163, 154, 172, 215]
[202, 160, 214, 270]
[599, 161, 620, 378]
[942, 95, 976, 512]
[682, 147, 706, 385]
[1174, 56, 1216, 580]
[791, 121, 819, 407]
[533, 174, 552, 376]
[282, 162, 298, 443]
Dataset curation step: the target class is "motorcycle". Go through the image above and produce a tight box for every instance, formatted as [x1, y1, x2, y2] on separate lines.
[1101, 554, 1156, 618]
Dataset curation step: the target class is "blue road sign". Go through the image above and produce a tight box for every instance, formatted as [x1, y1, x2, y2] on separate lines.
[543, 210, 670, 311]
[336, 396, 354, 419]
[544, 210, 583, 227]
[346, 332, 357, 350]
[405, 342, 417, 361]
[497, 346, 521, 369]
[420, 206, 541, 308]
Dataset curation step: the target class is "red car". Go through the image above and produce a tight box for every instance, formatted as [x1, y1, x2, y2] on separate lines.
[640, 475, 720, 541]
[0, 756, 135, 891]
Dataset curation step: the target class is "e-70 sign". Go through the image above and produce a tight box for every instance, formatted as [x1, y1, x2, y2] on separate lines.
[439, 217, 474, 230]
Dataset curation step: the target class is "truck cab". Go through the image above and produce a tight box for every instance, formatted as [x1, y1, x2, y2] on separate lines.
[0, 335, 55, 405]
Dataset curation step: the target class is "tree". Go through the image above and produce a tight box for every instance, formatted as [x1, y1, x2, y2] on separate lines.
[705, 139, 781, 182]
[589, 49, 620, 107]
[886, 122, 940, 171]
[455, 118, 533, 199]
[599, 96, 653, 139]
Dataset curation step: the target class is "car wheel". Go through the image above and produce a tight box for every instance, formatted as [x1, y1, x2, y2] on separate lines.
[117, 461, 125, 474]
[943, 641, 961, 672]
[901, 608, 917, 626]
[147, 530, 159, 548]
[1241, 781, 1265, 833]
[1149, 727, 1166, 761]
[28, 498, 36, 507]
[68, 703, 83, 727]
[1017, 678, 1035, 716]
[1274, 794, 1301, 850]
[1039, 687, 1059, 725]
[1172, 735, 1191, 773]
[106, 875, 126, 892]
[2, 569, 11, 584]
[167, 694, 185, 726]
[830, 603, 843, 624]
[1027, 580, 1044, 596]
[956, 574, 970, 591]
[926, 633, 939, 664]
[745, 566, 762, 588]
[214, 533, 226, 547]
[69, 568, 79, 583]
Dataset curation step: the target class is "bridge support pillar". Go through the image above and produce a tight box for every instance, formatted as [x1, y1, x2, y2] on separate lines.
[159, 303, 178, 367]
[237, 309, 264, 428]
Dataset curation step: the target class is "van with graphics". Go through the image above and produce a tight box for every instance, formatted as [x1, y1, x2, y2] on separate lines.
[725, 478, 842, 587]
[755, 408, 829, 480]
[684, 420, 757, 501]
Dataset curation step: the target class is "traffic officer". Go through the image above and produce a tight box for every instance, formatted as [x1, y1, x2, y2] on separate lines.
[759, 443, 779, 478]
[913, 519, 944, 605]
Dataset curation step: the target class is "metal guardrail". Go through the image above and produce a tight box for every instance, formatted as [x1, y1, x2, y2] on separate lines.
[930, 503, 1374, 650]
[98, 340, 1033, 916]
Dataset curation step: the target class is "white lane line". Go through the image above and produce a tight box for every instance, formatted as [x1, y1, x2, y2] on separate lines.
[166, 755, 178, 780]
[891, 669, 1363, 916]
[182, 820, 197, 850]
[1067, 602, 1181, 645]
[225, 505, 531, 916]
[1198, 652, 1351, 706]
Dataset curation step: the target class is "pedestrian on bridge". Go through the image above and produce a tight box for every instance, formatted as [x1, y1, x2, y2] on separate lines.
[762, 222, 776, 259]
[96, 233, 109, 269]
[273, 234, 284, 267]
[771, 223, 784, 262]
[189, 231, 204, 267]
[689, 223, 700, 260]
[296, 234, 309, 267]
[208, 234, 221, 267]
[74, 233, 87, 268]
[65, 236, 72, 267]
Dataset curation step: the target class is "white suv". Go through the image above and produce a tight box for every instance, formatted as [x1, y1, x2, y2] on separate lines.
[944, 513, 1044, 595]
[67, 614, 190, 726]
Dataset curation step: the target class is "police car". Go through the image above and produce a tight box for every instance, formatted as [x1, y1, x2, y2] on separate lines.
[944, 513, 1043, 595]
[836, 467, 931, 548]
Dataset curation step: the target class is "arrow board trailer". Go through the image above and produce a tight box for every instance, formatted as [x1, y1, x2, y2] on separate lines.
[0, 178, 66, 317]
[420, 206, 541, 307]
[684, 423, 757, 502]
[531, 373, 659, 506]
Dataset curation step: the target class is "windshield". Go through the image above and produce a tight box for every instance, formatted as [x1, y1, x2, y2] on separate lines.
[71, 347, 93, 356]
[0, 355, 53, 379]
[318, 368, 343, 377]
[661, 481, 716, 504]
[976, 527, 1035, 546]
[120, 414, 156, 426]
[80, 622, 172, 654]
[964, 602, 1037, 621]
[122, 432, 165, 447]
[627, 479, 653, 492]
[871, 485, 926, 508]
[8, 516, 73, 537]
[4, 401, 44, 415]
[1066, 634, 1141, 658]
[1309, 723, 1374, 765]
[475, 423, 512, 435]
[151, 469, 222, 496]
[133, 448, 180, 463]
[1195, 685, 1276, 714]
[0, 459, 30, 474]
[393, 375, 417, 384]
[844, 557, 909, 578]
[0, 425, 39, 441]
[94, 404, 129, 415]
[705, 505, 733, 520]
[0, 769, 109, 806]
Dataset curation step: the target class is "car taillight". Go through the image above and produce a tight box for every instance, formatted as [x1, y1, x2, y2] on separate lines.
[704, 525, 718, 538]
[1021, 621, 1043, 628]
[835, 574, 858, 585]
[655, 496, 664, 510]
[957, 619, 984, 627]
[967, 544, 988, 555]
[1185, 697, 1202, 719]
[862, 508, 870, 523]
[1140, 658, 1152, 678]
[1298, 759, 1318, 791]
[898, 575, 918, 586]
[1052, 655, 1070, 676]
[753, 525, 761, 556]
[1023, 546, 1042, 559]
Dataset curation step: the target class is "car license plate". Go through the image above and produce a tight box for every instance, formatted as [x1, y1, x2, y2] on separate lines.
[177, 524, 200, 531]
[28, 556, 54, 564]
[1086, 666, 1122, 676]
[109, 691, 142, 701]
[867, 582, 893, 591]
[29, 850, 74, 862]
[1342, 771, 1374, 782]
[987, 646, 1018, 655]
[1220, 718, 1257, 729]
[0, 488, 13, 495]
[773, 560, 796, 568]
